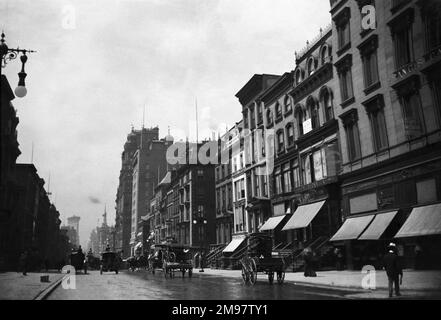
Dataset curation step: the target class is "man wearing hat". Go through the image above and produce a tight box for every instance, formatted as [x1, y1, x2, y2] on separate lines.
[383, 243, 403, 298]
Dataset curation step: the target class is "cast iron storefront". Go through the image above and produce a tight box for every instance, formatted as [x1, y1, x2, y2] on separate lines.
[333, 143, 441, 270]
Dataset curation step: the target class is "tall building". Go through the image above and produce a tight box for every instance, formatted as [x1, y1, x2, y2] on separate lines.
[129, 127, 173, 256]
[148, 141, 217, 251]
[67, 215, 81, 248]
[115, 128, 143, 258]
[328, 0, 441, 269]
[277, 25, 341, 257]
[0, 75, 20, 270]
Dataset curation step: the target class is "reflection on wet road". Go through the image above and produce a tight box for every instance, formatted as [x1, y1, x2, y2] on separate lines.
[47, 270, 354, 300]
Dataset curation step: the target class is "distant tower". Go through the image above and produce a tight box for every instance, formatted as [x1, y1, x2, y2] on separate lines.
[67, 215, 81, 247]
[102, 205, 108, 227]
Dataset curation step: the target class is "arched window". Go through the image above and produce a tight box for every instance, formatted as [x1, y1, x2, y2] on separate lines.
[286, 123, 294, 146]
[307, 58, 314, 76]
[307, 97, 320, 130]
[321, 46, 328, 65]
[266, 109, 273, 125]
[295, 106, 304, 137]
[295, 69, 302, 85]
[277, 130, 285, 153]
[320, 87, 334, 122]
[284, 96, 292, 113]
[275, 102, 282, 119]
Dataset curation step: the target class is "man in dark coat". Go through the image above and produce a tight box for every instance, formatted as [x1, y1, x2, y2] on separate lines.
[383, 243, 403, 298]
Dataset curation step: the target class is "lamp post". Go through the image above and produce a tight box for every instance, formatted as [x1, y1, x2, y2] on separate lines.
[193, 210, 207, 272]
[0, 31, 35, 98]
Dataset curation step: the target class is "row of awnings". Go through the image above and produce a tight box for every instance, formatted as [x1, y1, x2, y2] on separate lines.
[259, 200, 326, 232]
[330, 203, 441, 242]
[223, 202, 441, 254]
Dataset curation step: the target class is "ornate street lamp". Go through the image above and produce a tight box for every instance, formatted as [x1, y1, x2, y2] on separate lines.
[0, 31, 35, 98]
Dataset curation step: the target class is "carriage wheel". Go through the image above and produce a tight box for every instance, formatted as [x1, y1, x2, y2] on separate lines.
[241, 264, 250, 284]
[277, 271, 285, 284]
[249, 258, 258, 285]
[268, 271, 274, 284]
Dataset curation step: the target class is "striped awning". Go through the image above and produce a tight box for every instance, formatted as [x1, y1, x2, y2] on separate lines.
[358, 211, 398, 240]
[395, 203, 441, 238]
[282, 201, 326, 231]
[259, 215, 287, 231]
[330, 215, 375, 241]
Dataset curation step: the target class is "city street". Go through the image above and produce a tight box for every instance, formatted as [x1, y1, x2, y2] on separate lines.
[47, 270, 355, 300]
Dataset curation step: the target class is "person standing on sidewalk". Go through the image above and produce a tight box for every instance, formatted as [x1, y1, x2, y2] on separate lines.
[383, 243, 403, 298]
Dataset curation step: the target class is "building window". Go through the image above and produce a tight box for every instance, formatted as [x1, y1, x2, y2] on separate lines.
[243, 109, 249, 129]
[275, 102, 282, 119]
[295, 69, 302, 85]
[363, 94, 389, 152]
[267, 109, 273, 126]
[254, 173, 260, 197]
[302, 154, 313, 185]
[388, 8, 414, 70]
[334, 7, 351, 52]
[393, 76, 425, 140]
[320, 86, 334, 122]
[286, 123, 294, 146]
[335, 54, 354, 104]
[274, 168, 283, 195]
[282, 163, 292, 193]
[261, 174, 268, 197]
[358, 35, 379, 90]
[307, 58, 315, 76]
[341, 109, 362, 161]
[257, 104, 263, 124]
[416, 178, 437, 204]
[295, 106, 304, 137]
[306, 97, 320, 130]
[320, 45, 330, 65]
[249, 106, 256, 128]
[284, 95, 292, 114]
[426, 6, 441, 52]
[292, 160, 300, 189]
[277, 130, 285, 153]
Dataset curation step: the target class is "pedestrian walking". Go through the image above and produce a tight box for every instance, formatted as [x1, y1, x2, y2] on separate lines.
[383, 243, 403, 298]
[303, 247, 316, 277]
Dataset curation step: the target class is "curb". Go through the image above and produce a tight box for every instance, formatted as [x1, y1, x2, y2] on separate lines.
[202, 270, 440, 295]
[34, 274, 68, 300]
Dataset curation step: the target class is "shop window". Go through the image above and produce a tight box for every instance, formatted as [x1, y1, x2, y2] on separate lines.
[417, 179, 437, 204]
[349, 192, 378, 214]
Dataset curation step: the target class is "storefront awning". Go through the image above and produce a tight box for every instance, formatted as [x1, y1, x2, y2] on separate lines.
[282, 200, 326, 231]
[330, 215, 375, 241]
[223, 236, 246, 253]
[358, 211, 398, 240]
[259, 215, 287, 231]
[395, 203, 441, 238]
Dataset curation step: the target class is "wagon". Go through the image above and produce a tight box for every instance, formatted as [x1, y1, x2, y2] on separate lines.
[100, 251, 119, 274]
[148, 244, 193, 278]
[240, 233, 286, 285]
[70, 251, 86, 274]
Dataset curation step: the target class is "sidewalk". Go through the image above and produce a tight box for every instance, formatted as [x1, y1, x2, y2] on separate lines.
[0, 271, 65, 300]
[201, 268, 441, 299]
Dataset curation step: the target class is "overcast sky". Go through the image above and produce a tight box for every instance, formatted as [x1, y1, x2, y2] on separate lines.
[1, 0, 331, 248]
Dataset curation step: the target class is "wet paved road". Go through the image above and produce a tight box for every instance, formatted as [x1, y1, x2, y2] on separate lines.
[47, 270, 356, 300]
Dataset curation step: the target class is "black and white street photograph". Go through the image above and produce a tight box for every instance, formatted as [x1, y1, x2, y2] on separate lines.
[1, 0, 441, 307]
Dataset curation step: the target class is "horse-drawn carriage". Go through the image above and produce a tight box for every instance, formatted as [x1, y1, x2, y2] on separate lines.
[70, 250, 87, 274]
[147, 244, 194, 278]
[240, 233, 287, 285]
[100, 251, 119, 275]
